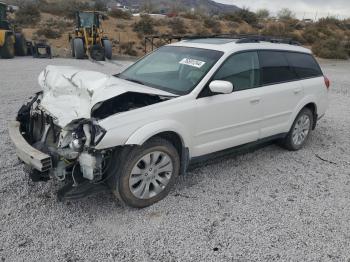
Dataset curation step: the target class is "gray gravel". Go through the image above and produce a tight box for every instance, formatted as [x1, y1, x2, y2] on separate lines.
[0, 57, 350, 262]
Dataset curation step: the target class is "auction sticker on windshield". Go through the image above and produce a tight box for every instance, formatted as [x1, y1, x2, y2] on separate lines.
[179, 58, 206, 68]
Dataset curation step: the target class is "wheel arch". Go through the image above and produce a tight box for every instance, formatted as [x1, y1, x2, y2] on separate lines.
[304, 102, 318, 129]
[124, 121, 192, 175]
[289, 97, 318, 131]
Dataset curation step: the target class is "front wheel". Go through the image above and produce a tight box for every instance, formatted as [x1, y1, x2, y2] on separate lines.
[281, 108, 313, 151]
[73, 38, 85, 59]
[108, 138, 180, 208]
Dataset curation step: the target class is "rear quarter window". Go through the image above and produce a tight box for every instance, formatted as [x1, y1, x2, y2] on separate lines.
[258, 51, 298, 85]
[285, 52, 323, 79]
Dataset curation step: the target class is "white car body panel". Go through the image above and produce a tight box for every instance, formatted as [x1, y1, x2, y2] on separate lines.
[192, 88, 264, 157]
[36, 40, 329, 161]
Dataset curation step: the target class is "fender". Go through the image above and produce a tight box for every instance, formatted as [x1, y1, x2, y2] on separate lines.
[125, 120, 192, 156]
[287, 94, 318, 130]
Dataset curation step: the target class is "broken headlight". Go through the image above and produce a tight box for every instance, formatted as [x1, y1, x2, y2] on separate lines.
[61, 121, 106, 151]
[90, 123, 106, 146]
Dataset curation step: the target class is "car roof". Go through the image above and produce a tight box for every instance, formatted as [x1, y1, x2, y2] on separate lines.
[170, 38, 312, 54]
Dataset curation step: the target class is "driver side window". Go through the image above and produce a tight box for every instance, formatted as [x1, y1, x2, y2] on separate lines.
[213, 51, 260, 91]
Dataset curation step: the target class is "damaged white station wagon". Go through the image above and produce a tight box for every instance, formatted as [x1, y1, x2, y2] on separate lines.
[9, 36, 329, 208]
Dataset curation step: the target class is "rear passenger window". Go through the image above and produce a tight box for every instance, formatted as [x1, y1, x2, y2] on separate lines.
[213, 51, 260, 91]
[285, 52, 322, 78]
[259, 51, 297, 85]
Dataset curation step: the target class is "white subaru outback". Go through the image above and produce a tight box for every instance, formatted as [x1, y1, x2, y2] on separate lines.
[9, 37, 330, 208]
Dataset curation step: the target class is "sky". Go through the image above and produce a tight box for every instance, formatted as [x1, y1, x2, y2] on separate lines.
[214, 0, 350, 19]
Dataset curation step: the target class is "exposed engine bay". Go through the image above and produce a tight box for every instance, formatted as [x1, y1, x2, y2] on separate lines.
[16, 89, 171, 200]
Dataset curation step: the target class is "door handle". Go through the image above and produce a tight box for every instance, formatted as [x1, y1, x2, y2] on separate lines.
[294, 89, 302, 95]
[250, 98, 261, 104]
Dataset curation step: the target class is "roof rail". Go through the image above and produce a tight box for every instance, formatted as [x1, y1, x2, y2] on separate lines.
[183, 34, 302, 46]
[236, 35, 301, 46]
[143, 34, 302, 53]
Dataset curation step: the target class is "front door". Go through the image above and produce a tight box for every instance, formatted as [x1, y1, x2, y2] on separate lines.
[192, 51, 264, 157]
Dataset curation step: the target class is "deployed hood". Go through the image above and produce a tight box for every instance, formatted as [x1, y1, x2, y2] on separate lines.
[38, 65, 175, 127]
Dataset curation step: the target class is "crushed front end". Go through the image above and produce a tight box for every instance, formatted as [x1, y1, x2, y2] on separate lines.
[9, 92, 110, 200]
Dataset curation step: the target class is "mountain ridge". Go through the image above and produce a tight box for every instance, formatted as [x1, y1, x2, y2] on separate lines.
[119, 0, 240, 14]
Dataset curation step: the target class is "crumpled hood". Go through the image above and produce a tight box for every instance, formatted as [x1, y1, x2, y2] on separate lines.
[38, 65, 175, 127]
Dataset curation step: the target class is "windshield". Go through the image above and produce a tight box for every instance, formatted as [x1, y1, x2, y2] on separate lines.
[118, 46, 223, 95]
[79, 13, 97, 27]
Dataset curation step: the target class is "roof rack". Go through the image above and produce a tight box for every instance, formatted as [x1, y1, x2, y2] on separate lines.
[182, 34, 301, 46]
[235, 35, 301, 46]
[143, 34, 301, 54]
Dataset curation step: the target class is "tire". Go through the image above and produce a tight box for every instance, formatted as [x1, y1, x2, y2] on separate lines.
[0, 35, 15, 59]
[14, 33, 27, 56]
[281, 108, 313, 151]
[73, 38, 85, 59]
[103, 39, 112, 60]
[90, 44, 105, 61]
[107, 138, 180, 208]
[70, 39, 75, 58]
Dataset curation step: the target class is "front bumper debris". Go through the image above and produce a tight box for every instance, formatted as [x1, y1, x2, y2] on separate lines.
[8, 121, 52, 172]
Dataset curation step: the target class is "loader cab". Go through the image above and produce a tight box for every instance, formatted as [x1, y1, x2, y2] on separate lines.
[75, 11, 100, 29]
[0, 2, 10, 30]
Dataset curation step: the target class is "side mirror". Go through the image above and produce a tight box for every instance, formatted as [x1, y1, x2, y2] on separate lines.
[209, 80, 233, 94]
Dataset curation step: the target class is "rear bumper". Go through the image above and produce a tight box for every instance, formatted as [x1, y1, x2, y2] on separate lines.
[8, 121, 52, 172]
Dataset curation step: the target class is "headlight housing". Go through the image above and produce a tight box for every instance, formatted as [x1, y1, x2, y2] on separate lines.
[90, 123, 106, 146]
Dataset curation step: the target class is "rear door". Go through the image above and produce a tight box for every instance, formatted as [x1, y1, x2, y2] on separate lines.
[258, 50, 304, 138]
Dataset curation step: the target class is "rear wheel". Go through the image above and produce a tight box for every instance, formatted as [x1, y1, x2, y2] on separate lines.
[108, 138, 180, 208]
[1, 35, 15, 59]
[73, 38, 85, 59]
[14, 33, 27, 56]
[281, 108, 313, 151]
[103, 39, 112, 60]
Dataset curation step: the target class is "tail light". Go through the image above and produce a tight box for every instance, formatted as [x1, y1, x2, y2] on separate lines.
[324, 76, 330, 90]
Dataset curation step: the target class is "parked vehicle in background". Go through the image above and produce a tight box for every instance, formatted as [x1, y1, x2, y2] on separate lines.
[69, 11, 112, 61]
[9, 36, 330, 208]
[0, 1, 27, 59]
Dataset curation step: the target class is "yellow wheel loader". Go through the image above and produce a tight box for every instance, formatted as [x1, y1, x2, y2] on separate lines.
[69, 11, 112, 61]
[0, 2, 27, 59]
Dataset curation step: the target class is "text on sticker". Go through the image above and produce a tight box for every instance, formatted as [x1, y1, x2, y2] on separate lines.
[179, 58, 206, 68]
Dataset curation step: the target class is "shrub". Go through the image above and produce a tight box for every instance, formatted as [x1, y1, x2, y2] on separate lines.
[261, 22, 289, 36]
[277, 8, 295, 21]
[191, 21, 210, 36]
[256, 9, 270, 20]
[15, 3, 41, 26]
[120, 42, 138, 56]
[133, 14, 155, 35]
[222, 13, 241, 23]
[109, 9, 132, 20]
[312, 38, 348, 59]
[94, 0, 107, 12]
[236, 8, 258, 25]
[179, 12, 198, 20]
[203, 18, 220, 29]
[168, 17, 187, 35]
[38, 0, 90, 19]
[302, 27, 321, 44]
[317, 17, 343, 28]
[223, 8, 258, 26]
[36, 28, 61, 39]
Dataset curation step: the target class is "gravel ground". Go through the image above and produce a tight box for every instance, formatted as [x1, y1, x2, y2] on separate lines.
[0, 57, 349, 262]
